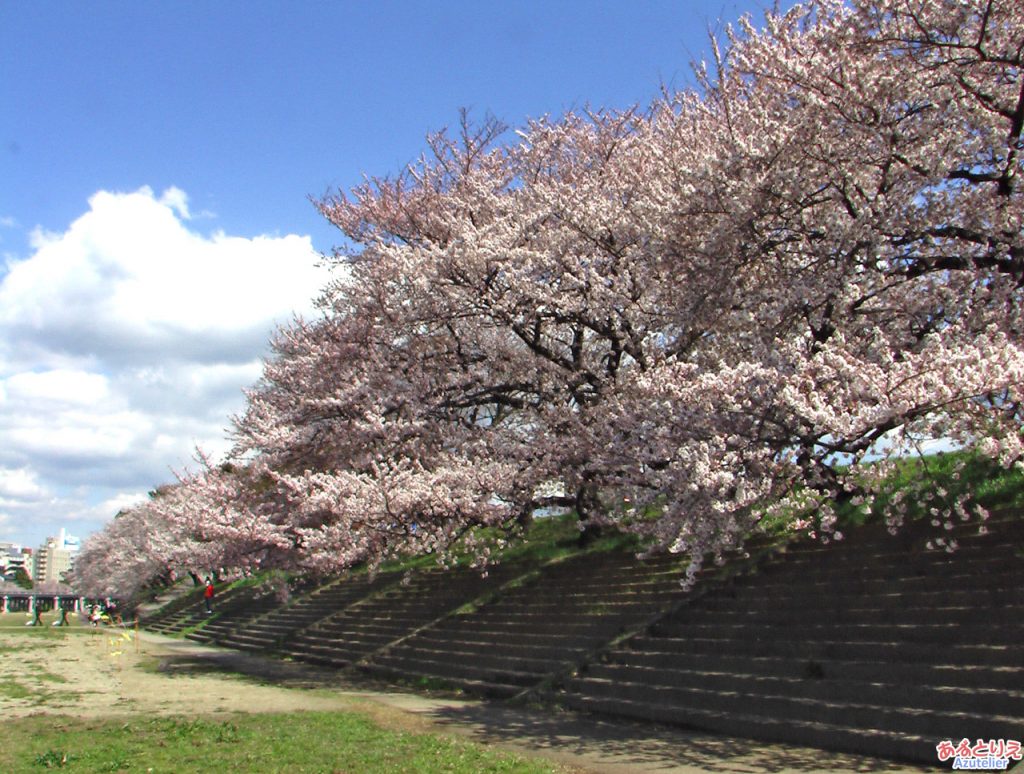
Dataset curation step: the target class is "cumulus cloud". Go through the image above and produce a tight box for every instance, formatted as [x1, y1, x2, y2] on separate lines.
[1, 187, 326, 368]
[0, 186, 332, 546]
[158, 186, 191, 219]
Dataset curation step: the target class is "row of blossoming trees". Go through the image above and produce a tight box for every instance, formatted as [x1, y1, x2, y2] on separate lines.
[74, 0, 1024, 598]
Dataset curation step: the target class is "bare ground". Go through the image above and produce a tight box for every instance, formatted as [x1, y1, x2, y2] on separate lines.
[0, 626, 936, 774]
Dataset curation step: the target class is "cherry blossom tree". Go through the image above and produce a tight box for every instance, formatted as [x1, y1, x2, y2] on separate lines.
[306, 0, 1022, 568]
[72, 485, 200, 599]
[74, 0, 1024, 595]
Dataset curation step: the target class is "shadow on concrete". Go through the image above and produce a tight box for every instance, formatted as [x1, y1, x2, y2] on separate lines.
[143, 632, 404, 694]
[407, 701, 933, 774]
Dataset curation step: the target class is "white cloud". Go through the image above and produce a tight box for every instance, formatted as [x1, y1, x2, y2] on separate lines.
[0, 186, 333, 547]
[0, 467, 49, 501]
[158, 186, 191, 220]
[95, 490, 150, 519]
[4, 369, 110, 406]
[1, 187, 326, 366]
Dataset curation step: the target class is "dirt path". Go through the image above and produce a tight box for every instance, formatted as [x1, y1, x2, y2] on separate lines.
[0, 628, 360, 718]
[0, 628, 933, 774]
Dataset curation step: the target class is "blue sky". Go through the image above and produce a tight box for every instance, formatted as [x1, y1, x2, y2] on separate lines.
[0, 1, 778, 550]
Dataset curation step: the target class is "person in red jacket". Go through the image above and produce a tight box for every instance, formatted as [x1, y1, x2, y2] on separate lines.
[203, 577, 214, 614]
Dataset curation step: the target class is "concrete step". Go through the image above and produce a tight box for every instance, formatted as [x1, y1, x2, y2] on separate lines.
[367, 650, 545, 689]
[410, 630, 598, 662]
[625, 634, 1022, 667]
[216, 631, 281, 651]
[242, 622, 294, 638]
[703, 567, 1024, 601]
[285, 649, 356, 669]
[670, 603, 1024, 627]
[285, 638, 382, 666]
[567, 676, 1022, 741]
[358, 662, 522, 698]
[649, 620, 1023, 645]
[750, 553, 1021, 585]
[599, 648, 1024, 689]
[498, 579, 685, 600]
[484, 591, 682, 612]
[577, 663, 1024, 716]
[315, 619, 431, 639]
[291, 630, 393, 649]
[425, 618, 617, 644]
[698, 584, 1022, 610]
[436, 616, 629, 637]
[554, 515, 1024, 764]
[560, 693, 994, 764]
[385, 641, 562, 676]
[259, 609, 326, 623]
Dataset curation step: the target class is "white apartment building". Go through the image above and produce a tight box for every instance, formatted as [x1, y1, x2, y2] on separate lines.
[33, 529, 79, 586]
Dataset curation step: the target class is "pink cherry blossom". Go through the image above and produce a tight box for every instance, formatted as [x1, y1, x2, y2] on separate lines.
[73, 0, 1024, 596]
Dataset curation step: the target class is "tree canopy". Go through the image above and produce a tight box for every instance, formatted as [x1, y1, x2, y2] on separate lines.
[74, 0, 1024, 598]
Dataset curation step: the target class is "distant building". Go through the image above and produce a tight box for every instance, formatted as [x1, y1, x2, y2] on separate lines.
[0, 542, 26, 581]
[33, 529, 79, 586]
[0, 541, 21, 558]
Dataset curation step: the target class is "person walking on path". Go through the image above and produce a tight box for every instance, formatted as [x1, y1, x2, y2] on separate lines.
[204, 577, 214, 614]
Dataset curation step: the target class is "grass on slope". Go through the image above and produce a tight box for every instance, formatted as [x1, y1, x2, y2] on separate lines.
[834, 449, 1024, 529]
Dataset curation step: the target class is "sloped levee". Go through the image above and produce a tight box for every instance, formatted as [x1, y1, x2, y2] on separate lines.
[356, 549, 701, 697]
[145, 582, 264, 636]
[186, 576, 321, 647]
[140, 514, 1021, 765]
[280, 563, 528, 668]
[207, 573, 398, 653]
[154, 543, 762, 690]
[556, 513, 1024, 764]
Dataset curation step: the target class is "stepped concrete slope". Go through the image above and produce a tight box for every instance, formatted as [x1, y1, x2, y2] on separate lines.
[139, 588, 204, 634]
[134, 582, 195, 621]
[211, 573, 396, 653]
[282, 563, 527, 669]
[558, 513, 1024, 764]
[359, 549, 695, 697]
[142, 583, 252, 636]
[185, 583, 302, 646]
[139, 512, 1021, 765]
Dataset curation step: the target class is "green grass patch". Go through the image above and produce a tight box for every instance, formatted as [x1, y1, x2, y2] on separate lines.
[835, 449, 1024, 529]
[751, 449, 1024, 535]
[0, 711, 560, 773]
[0, 621, 75, 639]
[0, 677, 79, 708]
[34, 669, 69, 684]
[0, 679, 33, 700]
[377, 511, 649, 577]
